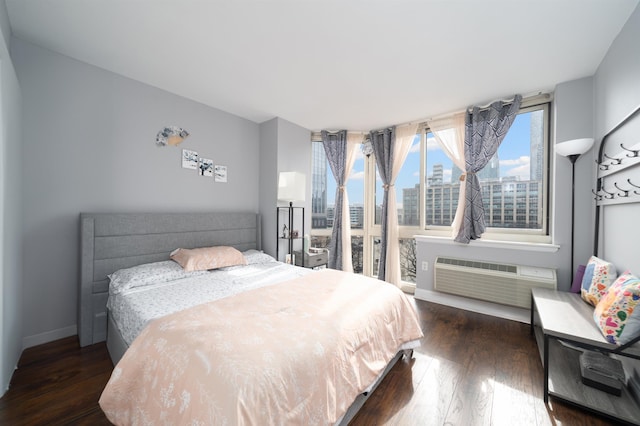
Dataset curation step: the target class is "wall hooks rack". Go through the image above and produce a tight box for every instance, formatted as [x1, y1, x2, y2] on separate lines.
[593, 179, 640, 201]
[613, 182, 630, 198]
[601, 187, 616, 200]
[603, 152, 624, 165]
[620, 143, 640, 158]
[592, 189, 603, 201]
[627, 178, 640, 195]
[593, 105, 640, 250]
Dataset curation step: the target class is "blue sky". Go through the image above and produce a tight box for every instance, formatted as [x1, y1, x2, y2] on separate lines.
[326, 112, 534, 207]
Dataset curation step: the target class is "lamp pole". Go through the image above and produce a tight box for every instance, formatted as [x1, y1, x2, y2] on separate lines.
[567, 154, 579, 279]
[555, 137, 594, 288]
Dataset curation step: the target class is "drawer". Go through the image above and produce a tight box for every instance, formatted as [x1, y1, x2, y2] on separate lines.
[294, 251, 328, 267]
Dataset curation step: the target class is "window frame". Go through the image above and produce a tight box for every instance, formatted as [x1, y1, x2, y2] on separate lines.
[417, 101, 552, 243]
[310, 95, 553, 282]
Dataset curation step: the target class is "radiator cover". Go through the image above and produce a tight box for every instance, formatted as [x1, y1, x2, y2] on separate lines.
[434, 256, 557, 308]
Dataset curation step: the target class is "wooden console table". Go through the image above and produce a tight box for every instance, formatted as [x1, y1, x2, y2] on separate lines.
[530, 288, 640, 425]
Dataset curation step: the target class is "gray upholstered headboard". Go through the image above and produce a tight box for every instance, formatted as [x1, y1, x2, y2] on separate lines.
[78, 212, 261, 347]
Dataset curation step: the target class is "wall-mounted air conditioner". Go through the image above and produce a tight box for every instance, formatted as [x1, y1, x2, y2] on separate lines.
[434, 256, 557, 309]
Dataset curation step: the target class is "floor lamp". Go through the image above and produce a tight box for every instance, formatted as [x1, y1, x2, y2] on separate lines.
[555, 137, 595, 282]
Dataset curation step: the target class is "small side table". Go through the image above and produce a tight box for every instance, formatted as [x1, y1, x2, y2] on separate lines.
[294, 250, 328, 269]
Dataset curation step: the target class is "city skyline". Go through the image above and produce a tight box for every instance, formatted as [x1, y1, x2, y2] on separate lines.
[323, 110, 539, 209]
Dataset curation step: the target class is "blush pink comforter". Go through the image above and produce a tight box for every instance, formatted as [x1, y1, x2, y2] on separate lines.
[99, 269, 423, 425]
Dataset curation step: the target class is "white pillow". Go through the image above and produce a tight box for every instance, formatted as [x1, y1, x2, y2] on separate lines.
[108, 260, 208, 295]
[242, 249, 277, 265]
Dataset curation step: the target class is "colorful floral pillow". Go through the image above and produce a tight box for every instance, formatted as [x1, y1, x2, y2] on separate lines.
[580, 256, 616, 306]
[593, 272, 640, 345]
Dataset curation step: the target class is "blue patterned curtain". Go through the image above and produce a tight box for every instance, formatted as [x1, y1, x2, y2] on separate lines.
[321, 130, 348, 270]
[455, 95, 522, 243]
[370, 127, 395, 280]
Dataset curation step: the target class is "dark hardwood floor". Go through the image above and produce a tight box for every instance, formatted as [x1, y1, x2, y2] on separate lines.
[0, 299, 619, 425]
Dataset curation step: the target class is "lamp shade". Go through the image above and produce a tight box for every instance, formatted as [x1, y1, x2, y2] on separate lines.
[555, 138, 594, 157]
[278, 172, 306, 203]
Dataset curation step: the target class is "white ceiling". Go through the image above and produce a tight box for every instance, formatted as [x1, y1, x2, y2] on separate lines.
[5, 0, 638, 131]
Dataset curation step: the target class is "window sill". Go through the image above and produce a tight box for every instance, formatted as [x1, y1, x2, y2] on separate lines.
[414, 235, 559, 253]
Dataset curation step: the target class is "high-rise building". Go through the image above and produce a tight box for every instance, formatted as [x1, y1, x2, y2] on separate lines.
[326, 206, 334, 228]
[350, 204, 365, 229]
[427, 164, 444, 185]
[402, 185, 419, 226]
[451, 153, 500, 182]
[479, 154, 500, 181]
[425, 179, 541, 229]
[311, 143, 328, 228]
[325, 204, 365, 229]
[451, 164, 462, 183]
[425, 183, 460, 226]
[530, 110, 544, 181]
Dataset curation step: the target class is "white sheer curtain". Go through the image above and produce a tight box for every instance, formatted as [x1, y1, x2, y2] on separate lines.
[339, 132, 362, 272]
[427, 112, 466, 238]
[385, 123, 418, 286]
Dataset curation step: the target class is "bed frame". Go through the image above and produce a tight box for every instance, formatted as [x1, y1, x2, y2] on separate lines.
[79, 210, 412, 426]
[78, 211, 262, 349]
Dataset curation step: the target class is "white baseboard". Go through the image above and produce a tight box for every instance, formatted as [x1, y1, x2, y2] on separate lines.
[414, 288, 530, 324]
[22, 325, 77, 350]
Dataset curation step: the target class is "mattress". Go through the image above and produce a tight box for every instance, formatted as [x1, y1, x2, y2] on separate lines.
[100, 268, 424, 425]
[107, 258, 313, 345]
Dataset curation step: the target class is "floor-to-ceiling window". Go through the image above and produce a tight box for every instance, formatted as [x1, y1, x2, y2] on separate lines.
[311, 97, 551, 285]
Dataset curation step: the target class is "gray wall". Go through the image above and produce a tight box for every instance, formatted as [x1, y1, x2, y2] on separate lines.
[259, 118, 279, 257]
[594, 5, 640, 142]
[554, 76, 595, 274]
[594, 1, 640, 274]
[275, 117, 312, 243]
[11, 38, 261, 347]
[592, 2, 640, 394]
[259, 117, 311, 260]
[0, 2, 23, 394]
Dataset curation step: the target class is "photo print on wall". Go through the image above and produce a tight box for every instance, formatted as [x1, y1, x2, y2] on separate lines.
[199, 157, 214, 177]
[182, 149, 198, 170]
[215, 165, 227, 183]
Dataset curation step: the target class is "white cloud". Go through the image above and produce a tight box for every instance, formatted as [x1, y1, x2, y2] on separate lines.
[504, 165, 530, 180]
[409, 140, 421, 154]
[500, 156, 530, 167]
[349, 170, 365, 180]
[500, 156, 530, 180]
[426, 135, 441, 151]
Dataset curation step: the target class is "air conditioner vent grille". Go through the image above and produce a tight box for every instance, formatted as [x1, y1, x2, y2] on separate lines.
[435, 257, 517, 274]
[434, 256, 556, 308]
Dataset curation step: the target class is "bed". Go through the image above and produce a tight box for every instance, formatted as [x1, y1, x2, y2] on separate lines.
[78, 212, 423, 425]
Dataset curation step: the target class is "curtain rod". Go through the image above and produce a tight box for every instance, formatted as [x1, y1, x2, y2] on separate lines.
[311, 91, 552, 140]
[424, 91, 551, 122]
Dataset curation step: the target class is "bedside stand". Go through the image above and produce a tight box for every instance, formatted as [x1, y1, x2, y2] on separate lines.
[293, 250, 328, 269]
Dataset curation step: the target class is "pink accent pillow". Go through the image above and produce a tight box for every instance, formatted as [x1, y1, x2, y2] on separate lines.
[171, 246, 247, 272]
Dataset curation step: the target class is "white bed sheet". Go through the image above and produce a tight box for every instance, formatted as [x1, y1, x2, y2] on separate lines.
[107, 261, 313, 345]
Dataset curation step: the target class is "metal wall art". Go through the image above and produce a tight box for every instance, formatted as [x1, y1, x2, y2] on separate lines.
[156, 126, 190, 147]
